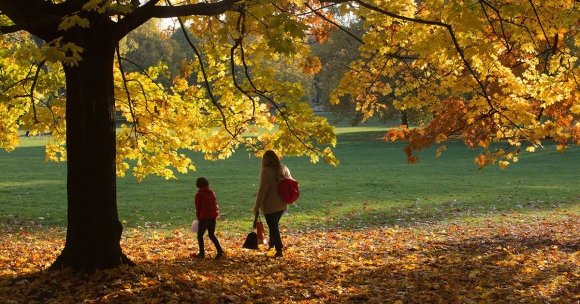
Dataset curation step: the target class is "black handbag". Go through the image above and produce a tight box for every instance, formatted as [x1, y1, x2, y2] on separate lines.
[242, 231, 258, 249]
[242, 212, 261, 250]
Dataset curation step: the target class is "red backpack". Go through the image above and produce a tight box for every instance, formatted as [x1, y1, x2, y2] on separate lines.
[278, 178, 300, 204]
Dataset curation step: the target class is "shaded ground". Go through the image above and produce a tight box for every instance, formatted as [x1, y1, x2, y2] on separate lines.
[1, 214, 580, 303]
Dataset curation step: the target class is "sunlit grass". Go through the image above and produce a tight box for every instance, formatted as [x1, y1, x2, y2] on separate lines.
[2, 124, 580, 233]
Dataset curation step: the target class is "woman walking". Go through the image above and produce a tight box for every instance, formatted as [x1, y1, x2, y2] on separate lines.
[253, 150, 291, 257]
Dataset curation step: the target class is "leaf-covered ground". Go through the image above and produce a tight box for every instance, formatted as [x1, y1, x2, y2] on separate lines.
[1, 215, 580, 303]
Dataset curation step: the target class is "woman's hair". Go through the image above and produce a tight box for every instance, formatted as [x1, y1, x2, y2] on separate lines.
[196, 177, 209, 188]
[262, 150, 284, 178]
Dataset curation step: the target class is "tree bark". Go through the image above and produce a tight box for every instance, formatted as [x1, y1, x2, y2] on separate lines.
[48, 27, 134, 272]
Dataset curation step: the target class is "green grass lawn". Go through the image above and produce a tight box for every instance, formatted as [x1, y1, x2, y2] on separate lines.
[2, 123, 580, 233]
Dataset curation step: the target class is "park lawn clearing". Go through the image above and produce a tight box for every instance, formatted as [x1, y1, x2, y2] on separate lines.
[5, 132, 580, 233]
[1, 214, 580, 303]
[3, 122, 580, 302]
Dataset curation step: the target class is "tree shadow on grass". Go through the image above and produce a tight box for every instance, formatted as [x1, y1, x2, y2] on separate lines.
[1, 217, 580, 303]
[311, 196, 580, 232]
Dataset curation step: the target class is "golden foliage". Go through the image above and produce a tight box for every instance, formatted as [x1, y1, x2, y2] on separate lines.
[326, 0, 580, 168]
[5, 0, 580, 174]
[1, 1, 340, 181]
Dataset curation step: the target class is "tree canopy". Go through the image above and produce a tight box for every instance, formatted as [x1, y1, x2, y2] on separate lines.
[0, 0, 339, 175]
[328, 0, 580, 170]
[2, 0, 580, 271]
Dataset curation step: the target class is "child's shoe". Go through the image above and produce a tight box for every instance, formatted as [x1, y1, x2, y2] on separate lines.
[214, 251, 225, 259]
[192, 252, 205, 259]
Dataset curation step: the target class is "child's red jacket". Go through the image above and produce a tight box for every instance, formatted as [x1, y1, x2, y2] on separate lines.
[195, 186, 220, 220]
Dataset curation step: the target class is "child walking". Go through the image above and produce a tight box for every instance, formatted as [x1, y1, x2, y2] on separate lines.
[193, 177, 225, 259]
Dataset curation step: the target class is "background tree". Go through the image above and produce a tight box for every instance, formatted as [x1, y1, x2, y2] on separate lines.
[120, 19, 185, 88]
[312, 16, 366, 125]
[313, 14, 430, 126]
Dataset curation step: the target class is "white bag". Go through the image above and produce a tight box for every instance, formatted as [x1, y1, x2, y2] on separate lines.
[190, 220, 199, 233]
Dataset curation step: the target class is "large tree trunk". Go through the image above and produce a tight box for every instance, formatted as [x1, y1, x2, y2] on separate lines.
[49, 28, 133, 272]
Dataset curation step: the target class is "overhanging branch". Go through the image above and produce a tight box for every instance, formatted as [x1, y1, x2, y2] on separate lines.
[149, 0, 243, 18]
[116, 0, 243, 46]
